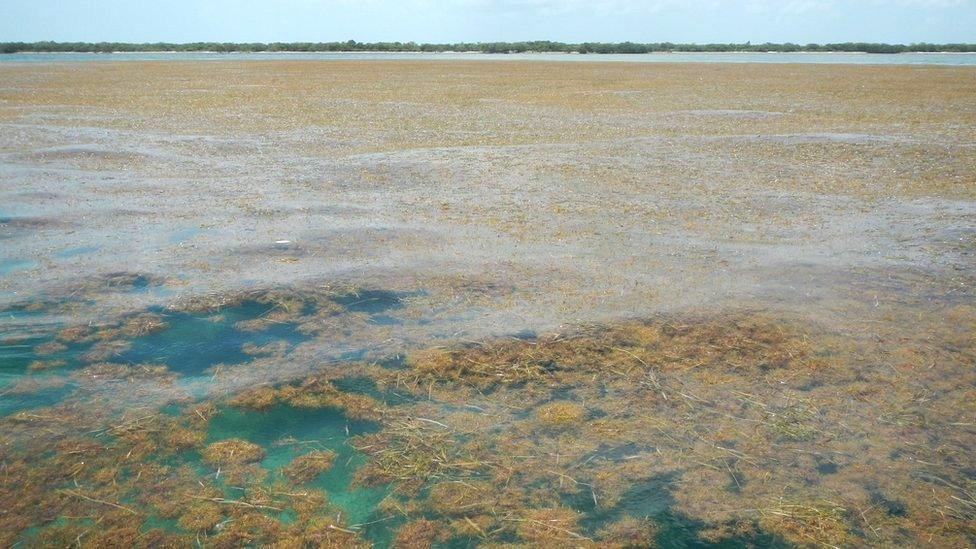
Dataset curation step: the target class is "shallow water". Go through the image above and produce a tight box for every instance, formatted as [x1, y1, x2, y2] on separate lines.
[2, 51, 976, 65]
[0, 258, 35, 276]
[207, 404, 386, 525]
[0, 59, 973, 547]
[118, 303, 309, 376]
[0, 286, 974, 547]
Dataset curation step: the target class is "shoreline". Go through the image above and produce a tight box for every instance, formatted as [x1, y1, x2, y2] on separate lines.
[5, 50, 976, 55]
[3, 50, 976, 67]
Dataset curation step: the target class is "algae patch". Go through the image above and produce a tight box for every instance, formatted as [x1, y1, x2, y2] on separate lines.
[1, 299, 974, 547]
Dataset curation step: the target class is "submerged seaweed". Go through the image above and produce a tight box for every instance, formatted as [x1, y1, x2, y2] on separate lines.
[0, 292, 974, 547]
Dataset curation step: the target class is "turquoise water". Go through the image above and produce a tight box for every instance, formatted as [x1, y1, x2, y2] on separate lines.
[208, 404, 386, 525]
[0, 299, 313, 417]
[0, 327, 78, 416]
[0, 330, 91, 375]
[0, 380, 74, 417]
[2, 52, 975, 65]
[0, 258, 34, 276]
[0, 290, 407, 418]
[118, 303, 309, 376]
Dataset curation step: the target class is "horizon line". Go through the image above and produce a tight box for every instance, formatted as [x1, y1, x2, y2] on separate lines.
[4, 40, 976, 55]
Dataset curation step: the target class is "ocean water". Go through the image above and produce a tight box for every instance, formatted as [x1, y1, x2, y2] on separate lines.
[1, 51, 975, 65]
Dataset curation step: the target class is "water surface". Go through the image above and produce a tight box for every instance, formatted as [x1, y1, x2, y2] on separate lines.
[2, 51, 975, 65]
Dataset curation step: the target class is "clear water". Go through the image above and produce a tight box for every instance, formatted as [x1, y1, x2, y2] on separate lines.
[0, 258, 35, 276]
[2, 51, 975, 65]
[207, 404, 387, 526]
[118, 303, 309, 376]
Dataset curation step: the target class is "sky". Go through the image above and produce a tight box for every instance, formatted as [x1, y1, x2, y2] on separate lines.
[1, 0, 974, 44]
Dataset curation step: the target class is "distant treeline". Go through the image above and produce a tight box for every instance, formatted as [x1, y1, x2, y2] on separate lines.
[3, 41, 976, 54]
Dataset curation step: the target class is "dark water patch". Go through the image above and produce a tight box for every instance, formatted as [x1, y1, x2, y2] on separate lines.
[0, 382, 74, 417]
[332, 375, 379, 396]
[511, 329, 537, 341]
[158, 403, 183, 417]
[562, 473, 790, 547]
[0, 337, 49, 375]
[576, 473, 677, 529]
[207, 401, 378, 449]
[9, 191, 63, 201]
[374, 355, 407, 370]
[103, 272, 153, 291]
[118, 302, 309, 376]
[338, 348, 369, 362]
[0, 215, 64, 230]
[0, 318, 91, 414]
[0, 216, 69, 242]
[564, 470, 792, 549]
[654, 512, 789, 549]
[0, 334, 91, 376]
[26, 145, 150, 164]
[817, 461, 839, 475]
[870, 491, 907, 517]
[576, 442, 652, 464]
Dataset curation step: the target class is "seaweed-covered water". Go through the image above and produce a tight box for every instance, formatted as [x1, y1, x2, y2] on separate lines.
[1, 284, 973, 548]
[1, 55, 974, 548]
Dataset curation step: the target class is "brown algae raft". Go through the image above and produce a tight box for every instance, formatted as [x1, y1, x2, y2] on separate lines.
[0, 287, 974, 548]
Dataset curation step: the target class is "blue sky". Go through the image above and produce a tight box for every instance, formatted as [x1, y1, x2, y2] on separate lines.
[2, 1, 974, 43]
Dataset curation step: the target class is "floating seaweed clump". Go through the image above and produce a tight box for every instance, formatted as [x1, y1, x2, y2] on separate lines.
[202, 439, 266, 466]
[353, 310, 976, 547]
[535, 400, 586, 427]
[27, 359, 67, 371]
[516, 507, 589, 544]
[352, 418, 484, 494]
[404, 312, 825, 391]
[164, 426, 206, 450]
[426, 480, 493, 516]
[170, 286, 360, 322]
[119, 313, 169, 337]
[755, 501, 851, 548]
[33, 340, 68, 355]
[282, 450, 337, 483]
[177, 501, 224, 532]
[596, 516, 659, 547]
[74, 362, 175, 383]
[230, 377, 386, 421]
[392, 518, 444, 548]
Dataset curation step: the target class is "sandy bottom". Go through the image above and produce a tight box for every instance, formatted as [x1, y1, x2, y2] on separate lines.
[0, 61, 974, 547]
